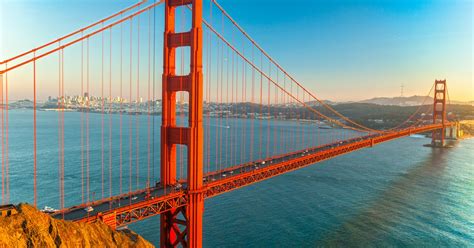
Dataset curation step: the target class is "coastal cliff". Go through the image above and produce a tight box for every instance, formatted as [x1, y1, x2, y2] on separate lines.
[0, 204, 154, 248]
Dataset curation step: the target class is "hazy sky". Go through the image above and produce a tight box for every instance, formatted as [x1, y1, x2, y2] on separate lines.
[1, 0, 472, 101]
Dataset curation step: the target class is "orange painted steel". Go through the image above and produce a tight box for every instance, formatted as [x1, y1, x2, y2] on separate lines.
[0, 1, 165, 75]
[386, 83, 435, 131]
[161, 0, 204, 247]
[200, 19, 370, 133]
[75, 192, 188, 225]
[33, 55, 37, 207]
[432, 80, 447, 146]
[0, 1, 147, 65]
[205, 123, 453, 198]
[67, 123, 453, 232]
[209, 0, 381, 134]
[1, 1, 459, 246]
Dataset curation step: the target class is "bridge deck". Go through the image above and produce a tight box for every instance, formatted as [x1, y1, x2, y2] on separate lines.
[51, 123, 453, 226]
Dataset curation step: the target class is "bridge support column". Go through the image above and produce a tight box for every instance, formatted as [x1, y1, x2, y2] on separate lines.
[160, 207, 187, 246]
[431, 80, 447, 147]
[456, 122, 462, 139]
[161, 0, 203, 247]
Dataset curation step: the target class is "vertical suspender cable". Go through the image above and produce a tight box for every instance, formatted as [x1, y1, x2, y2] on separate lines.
[33, 52, 37, 207]
[136, 15, 140, 190]
[58, 45, 61, 208]
[109, 27, 113, 199]
[219, 39, 223, 172]
[282, 75, 286, 152]
[152, 2, 157, 188]
[302, 91, 305, 148]
[147, 9, 151, 188]
[5, 65, 8, 203]
[225, 45, 229, 168]
[1, 64, 6, 204]
[80, 34, 84, 204]
[266, 61, 270, 158]
[61, 48, 65, 210]
[206, 30, 211, 175]
[276, 71, 281, 154]
[234, 47, 239, 167]
[259, 53, 263, 159]
[101, 23, 105, 199]
[250, 46, 254, 162]
[58, 45, 65, 210]
[120, 19, 124, 195]
[129, 18, 133, 201]
[207, 0, 212, 178]
[1, 63, 4, 205]
[86, 38, 90, 203]
[215, 39, 219, 173]
[240, 48, 244, 165]
[288, 77, 296, 150]
[230, 44, 234, 166]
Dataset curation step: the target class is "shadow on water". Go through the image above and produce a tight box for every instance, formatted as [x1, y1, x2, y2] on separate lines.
[317, 144, 460, 246]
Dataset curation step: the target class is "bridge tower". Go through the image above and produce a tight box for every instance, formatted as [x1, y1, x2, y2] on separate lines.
[161, 0, 204, 247]
[431, 80, 447, 147]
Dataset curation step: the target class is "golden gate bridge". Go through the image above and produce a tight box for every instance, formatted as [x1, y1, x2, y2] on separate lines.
[0, 0, 458, 247]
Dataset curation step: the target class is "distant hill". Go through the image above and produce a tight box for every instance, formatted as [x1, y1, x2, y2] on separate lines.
[305, 100, 337, 106]
[358, 96, 472, 106]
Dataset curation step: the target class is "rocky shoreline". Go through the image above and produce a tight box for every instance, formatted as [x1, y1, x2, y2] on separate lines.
[0, 204, 154, 248]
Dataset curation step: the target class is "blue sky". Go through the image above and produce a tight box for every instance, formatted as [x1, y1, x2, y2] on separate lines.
[1, 0, 472, 101]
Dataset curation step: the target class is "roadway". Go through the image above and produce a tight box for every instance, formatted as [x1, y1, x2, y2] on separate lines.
[52, 131, 380, 222]
[52, 123, 452, 224]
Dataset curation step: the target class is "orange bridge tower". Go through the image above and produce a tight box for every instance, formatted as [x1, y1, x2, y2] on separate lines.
[161, 0, 204, 247]
[431, 80, 447, 147]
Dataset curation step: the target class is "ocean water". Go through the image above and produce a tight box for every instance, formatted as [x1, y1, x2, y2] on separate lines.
[2, 110, 473, 246]
[130, 137, 474, 247]
[131, 124, 472, 246]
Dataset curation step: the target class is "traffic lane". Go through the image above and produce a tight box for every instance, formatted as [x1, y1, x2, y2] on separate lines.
[55, 135, 377, 221]
[202, 135, 376, 181]
[55, 187, 169, 221]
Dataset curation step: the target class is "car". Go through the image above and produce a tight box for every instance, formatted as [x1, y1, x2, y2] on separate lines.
[131, 196, 138, 200]
[222, 173, 227, 177]
[229, 171, 234, 174]
[116, 225, 129, 231]
[261, 161, 266, 165]
[84, 206, 94, 213]
[41, 206, 57, 214]
[174, 183, 182, 191]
